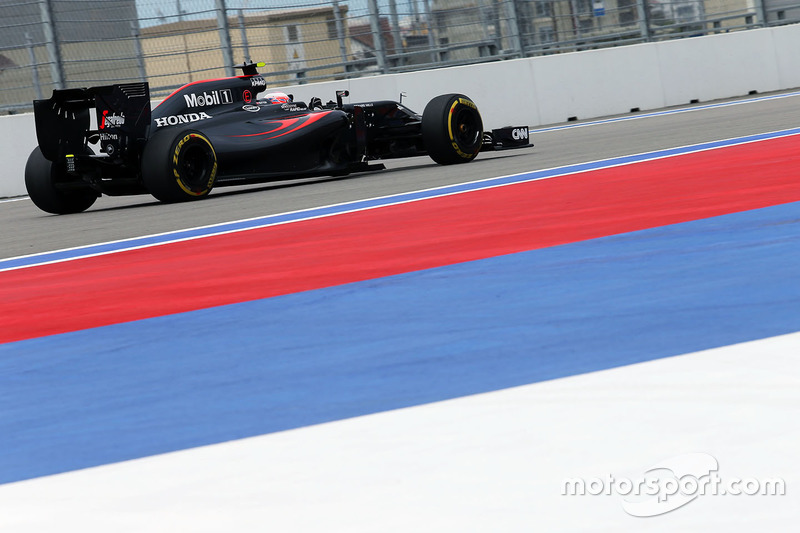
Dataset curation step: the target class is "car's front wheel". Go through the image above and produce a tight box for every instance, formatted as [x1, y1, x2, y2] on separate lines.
[421, 93, 484, 165]
[142, 129, 218, 203]
[25, 147, 98, 214]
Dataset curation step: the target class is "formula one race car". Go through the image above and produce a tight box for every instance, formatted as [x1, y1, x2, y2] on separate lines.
[25, 61, 531, 214]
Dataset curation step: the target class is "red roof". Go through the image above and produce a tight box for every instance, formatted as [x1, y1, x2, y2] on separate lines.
[349, 18, 396, 55]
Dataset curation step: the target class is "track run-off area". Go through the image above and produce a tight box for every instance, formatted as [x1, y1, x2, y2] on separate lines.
[1, 92, 800, 531]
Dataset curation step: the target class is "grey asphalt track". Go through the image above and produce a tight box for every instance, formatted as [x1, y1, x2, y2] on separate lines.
[2, 90, 800, 260]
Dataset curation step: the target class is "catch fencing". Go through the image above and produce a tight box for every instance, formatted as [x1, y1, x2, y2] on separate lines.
[1, 0, 799, 113]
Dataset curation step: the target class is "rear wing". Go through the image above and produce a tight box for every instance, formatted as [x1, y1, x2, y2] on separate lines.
[33, 82, 151, 162]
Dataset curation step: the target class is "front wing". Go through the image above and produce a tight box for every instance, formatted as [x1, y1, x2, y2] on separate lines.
[481, 126, 532, 151]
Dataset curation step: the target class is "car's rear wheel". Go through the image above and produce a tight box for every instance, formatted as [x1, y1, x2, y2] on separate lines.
[422, 93, 484, 165]
[25, 147, 98, 214]
[142, 129, 218, 203]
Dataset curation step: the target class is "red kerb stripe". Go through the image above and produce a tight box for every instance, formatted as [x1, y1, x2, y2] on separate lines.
[2, 135, 799, 343]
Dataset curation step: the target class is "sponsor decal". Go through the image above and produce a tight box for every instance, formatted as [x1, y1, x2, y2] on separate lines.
[99, 132, 120, 141]
[448, 100, 479, 159]
[184, 89, 233, 108]
[243, 90, 252, 103]
[281, 103, 302, 112]
[99, 109, 125, 130]
[242, 105, 260, 113]
[451, 140, 472, 158]
[173, 133, 217, 195]
[511, 127, 528, 141]
[250, 76, 267, 88]
[155, 112, 212, 128]
[457, 97, 477, 110]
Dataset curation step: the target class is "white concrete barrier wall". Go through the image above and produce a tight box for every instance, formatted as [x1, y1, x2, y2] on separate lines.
[3, 24, 800, 198]
[0, 113, 37, 198]
[657, 29, 782, 106]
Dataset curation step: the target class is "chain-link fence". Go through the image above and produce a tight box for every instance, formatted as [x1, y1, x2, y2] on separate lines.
[1, 0, 799, 113]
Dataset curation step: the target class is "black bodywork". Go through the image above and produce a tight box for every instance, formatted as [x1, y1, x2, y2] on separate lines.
[28, 63, 531, 209]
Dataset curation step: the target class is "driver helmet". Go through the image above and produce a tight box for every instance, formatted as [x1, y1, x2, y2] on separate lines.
[262, 92, 291, 104]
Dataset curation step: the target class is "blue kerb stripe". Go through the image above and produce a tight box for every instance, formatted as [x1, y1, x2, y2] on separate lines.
[529, 91, 800, 133]
[3, 126, 800, 272]
[2, 201, 800, 483]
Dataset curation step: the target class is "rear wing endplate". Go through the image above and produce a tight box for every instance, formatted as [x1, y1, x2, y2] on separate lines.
[33, 82, 151, 162]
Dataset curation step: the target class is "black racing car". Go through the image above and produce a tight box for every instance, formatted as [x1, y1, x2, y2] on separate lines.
[25, 61, 531, 214]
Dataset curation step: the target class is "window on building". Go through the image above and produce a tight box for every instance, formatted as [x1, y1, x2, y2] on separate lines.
[618, 0, 636, 25]
[676, 5, 697, 21]
[435, 11, 448, 33]
[286, 25, 298, 42]
[535, 1, 553, 17]
[326, 17, 338, 39]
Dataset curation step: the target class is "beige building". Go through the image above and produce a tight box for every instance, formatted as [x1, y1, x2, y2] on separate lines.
[699, 0, 761, 30]
[428, 0, 767, 60]
[428, 0, 646, 61]
[142, 6, 351, 95]
[0, 0, 140, 111]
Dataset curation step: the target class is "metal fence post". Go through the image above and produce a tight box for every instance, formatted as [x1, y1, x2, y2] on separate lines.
[636, 0, 652, 42]
[754, 0, 768, 26]
[25, 33, 43, 100]
[569, 0, 582, 40]
[410, 0, 421, 25]
[331, 0, 349, 69]
[421, 0, 437, 64]
[39, 0, 64, 89]
[504, 0, 524, 58]
[130, 21, 148, 82]
[238, 10, 251, 62]
[367, 0, 388, 74]
[215, 0, 235, 76]
[388, 0, 404, 66]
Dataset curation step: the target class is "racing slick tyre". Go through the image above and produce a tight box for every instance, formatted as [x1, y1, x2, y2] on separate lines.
[25, 147, 98, 214]
[142, 129, 218, 203]
[421, 93, 483, 165]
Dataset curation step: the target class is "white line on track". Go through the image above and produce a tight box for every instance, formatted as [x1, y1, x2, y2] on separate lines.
[2, 90, 799, 205]
[529, 90, 800, 133]
[3, 126, 800, 274]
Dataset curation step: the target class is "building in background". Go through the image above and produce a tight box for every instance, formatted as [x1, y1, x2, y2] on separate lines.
[0, 0, 141, 110]
[764, 0, 800, 22]
[349, 17, 398, 71]
[141, 6, 351, 92]
[428, 0, 770, 60]
[427, 0, 646, 61]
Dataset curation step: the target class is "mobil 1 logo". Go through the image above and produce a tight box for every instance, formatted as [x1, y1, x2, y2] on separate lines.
[184, 89, 233, 108]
